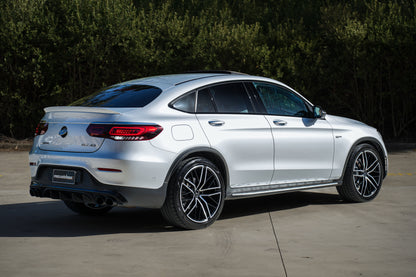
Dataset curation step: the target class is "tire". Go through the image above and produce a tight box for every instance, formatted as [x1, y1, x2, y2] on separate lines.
[64, 200, 113, 216]
[337, 143, 384, 202]
[161, 157, 225, 230]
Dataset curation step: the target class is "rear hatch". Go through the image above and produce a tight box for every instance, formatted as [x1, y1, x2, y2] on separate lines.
[38, 106, 120, 153]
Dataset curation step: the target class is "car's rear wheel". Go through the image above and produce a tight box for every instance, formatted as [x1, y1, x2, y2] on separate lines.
[64, 200, 113, 216]
[161, 157, 225, 229]
[337, 143, 384, 202]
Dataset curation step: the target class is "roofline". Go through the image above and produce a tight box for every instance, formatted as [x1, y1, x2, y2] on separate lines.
[174, 70, 248, 86]
[182, 70, 248, 75]
[174, 75, 224, 86]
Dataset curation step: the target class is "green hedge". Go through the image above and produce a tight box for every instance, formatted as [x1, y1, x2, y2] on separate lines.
[0, 0, 415, 139]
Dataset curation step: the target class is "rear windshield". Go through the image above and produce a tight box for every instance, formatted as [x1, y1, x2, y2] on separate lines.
[70, 84, 162, 107]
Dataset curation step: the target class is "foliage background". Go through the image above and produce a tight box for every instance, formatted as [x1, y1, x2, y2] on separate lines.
[0, 0, 415, 140]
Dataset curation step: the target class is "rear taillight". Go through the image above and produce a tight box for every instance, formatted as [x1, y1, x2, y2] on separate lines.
[86, 124, 163, 141]
[35, 121, 48, 136]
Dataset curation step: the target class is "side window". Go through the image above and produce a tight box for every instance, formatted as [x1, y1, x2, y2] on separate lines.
[171, 92, 196, 113]
[197, 88, 216, 113]
[253, 82, 310, 117]
[209, 83, 254, 113]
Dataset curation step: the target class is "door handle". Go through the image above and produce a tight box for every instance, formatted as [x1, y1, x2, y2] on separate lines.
[273, 120, 287, 126]
[208, 120, 225, 126]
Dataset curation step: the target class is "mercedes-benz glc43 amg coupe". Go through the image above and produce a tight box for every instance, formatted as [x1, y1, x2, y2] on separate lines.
[29, 71, 388, 229]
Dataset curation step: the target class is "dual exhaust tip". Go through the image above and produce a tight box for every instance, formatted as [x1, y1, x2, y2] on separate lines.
[95, 196, 114, 206]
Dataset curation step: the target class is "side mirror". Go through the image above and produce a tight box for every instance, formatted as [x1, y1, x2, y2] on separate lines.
[313, 106, 326, 119]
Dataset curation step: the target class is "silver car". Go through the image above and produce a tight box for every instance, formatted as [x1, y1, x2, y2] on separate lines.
[29, 71, 388, 229]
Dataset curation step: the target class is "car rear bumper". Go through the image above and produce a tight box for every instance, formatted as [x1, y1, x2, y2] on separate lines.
[29, 140, 176, 190]
[30, 165, 167, 208]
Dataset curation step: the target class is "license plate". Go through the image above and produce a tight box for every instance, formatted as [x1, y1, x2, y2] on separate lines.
[52, 169, 76, 184]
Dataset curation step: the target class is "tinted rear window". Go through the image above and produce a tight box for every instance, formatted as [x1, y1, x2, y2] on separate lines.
[171, 92, 196, 112]
[209, 83, 254, 113]
[197, 88, 216, 113]
[70, 84, 162, 107]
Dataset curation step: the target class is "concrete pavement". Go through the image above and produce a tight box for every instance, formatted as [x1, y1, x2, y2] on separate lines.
[0, 149, 415, 277]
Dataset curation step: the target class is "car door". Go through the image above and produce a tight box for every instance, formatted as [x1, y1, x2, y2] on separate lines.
[249, 82, 334, 185]
[195, 82, 274, 188]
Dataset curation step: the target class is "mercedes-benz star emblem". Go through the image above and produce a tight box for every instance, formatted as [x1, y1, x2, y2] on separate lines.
[59, 126, 68, 138]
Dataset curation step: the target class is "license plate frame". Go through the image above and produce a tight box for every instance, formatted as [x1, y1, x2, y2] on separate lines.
[52, 169, 76, 185]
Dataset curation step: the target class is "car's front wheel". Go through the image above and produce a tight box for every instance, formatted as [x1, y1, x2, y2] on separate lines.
[337, 143, 384, 202]
[161, 157, 225, 229]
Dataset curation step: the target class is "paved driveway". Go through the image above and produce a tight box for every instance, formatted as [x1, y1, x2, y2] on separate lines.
[0, 149, 415, 277]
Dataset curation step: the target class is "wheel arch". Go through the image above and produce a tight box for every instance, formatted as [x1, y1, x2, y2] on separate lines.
[341, 137, 387, 181]
[163, 147, 230, 195]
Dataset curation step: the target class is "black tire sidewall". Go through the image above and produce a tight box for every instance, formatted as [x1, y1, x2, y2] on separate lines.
[164, 157, 226, 229]
[342, 144, 384, 202]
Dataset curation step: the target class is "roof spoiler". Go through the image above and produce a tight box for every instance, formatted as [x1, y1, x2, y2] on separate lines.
[44, 106, 120, 114]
